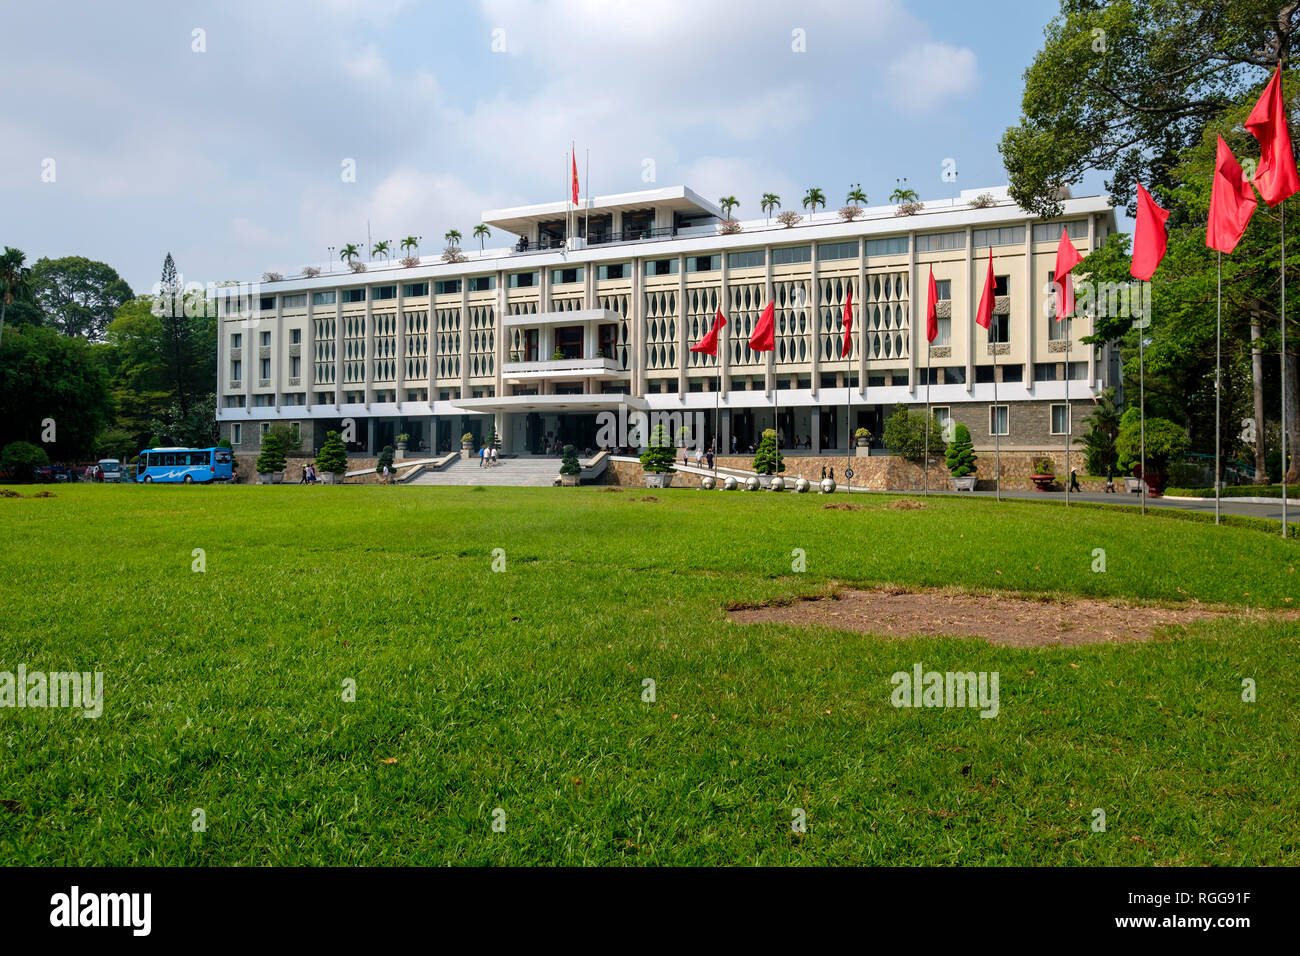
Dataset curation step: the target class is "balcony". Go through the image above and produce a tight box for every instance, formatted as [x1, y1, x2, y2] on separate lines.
[509, 226, 679, 256]
[502, 355, 622, 381]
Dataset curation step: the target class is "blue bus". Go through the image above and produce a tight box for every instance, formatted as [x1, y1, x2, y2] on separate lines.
[135, 447, 234, 483]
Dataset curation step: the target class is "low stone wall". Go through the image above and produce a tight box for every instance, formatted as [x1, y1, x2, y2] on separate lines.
[608, 450, 1102, 493]
[234, 455, 383, 484]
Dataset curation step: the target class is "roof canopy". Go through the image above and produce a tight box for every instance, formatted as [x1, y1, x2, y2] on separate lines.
[481, 186, 722, 236]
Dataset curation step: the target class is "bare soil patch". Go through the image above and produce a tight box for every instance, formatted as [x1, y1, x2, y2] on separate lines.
[728, 586, 1294, 647]
[888, 498, 925, 510]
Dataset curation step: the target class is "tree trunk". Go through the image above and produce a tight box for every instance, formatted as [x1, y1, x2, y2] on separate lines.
[1252, 319, 1268, 482]
[1286, 345, 1299, 484]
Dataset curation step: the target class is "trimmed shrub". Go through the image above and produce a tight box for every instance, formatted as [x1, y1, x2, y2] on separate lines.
[944, 423, 978, 477]
[640, 424, 677, 474]
[315, 430, 348, 475]
[255, 432, 287, 474]
[560, 445, 581, 476]
[881, 406, 944, 462]
[752, 428, 785, 475]
[376, 445, 394, 474]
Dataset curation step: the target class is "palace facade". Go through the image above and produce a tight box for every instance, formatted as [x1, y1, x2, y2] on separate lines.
[216, 183, 1119, 458]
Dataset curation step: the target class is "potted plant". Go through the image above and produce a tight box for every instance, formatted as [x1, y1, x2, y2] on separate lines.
[1116, 412, 1189, 498]
[944, 423, 978, 491]
[551, 347, 565, 361]
[461, 432, 475, 459]
[255, 432, 287, 484]
[751, 428, 785, 487]
[559, 445, 581, 486]
[315, 429, 348, 484]
[395, 433, 410, 460]
[376, 444, 395, 481]
[1030, 456, 1056, 491]
[854, 427, 872, 455]
[640, 423, 677, 488]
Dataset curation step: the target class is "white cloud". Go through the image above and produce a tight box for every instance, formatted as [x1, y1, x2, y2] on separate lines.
[885, 42, 979, 112]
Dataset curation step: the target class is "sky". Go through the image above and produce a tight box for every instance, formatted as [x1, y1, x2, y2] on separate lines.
[0, 0, 1104, 295]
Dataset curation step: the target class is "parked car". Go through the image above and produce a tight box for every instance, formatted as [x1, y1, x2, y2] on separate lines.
[35, 465, 72, 483]
[97, 459, 123, 482]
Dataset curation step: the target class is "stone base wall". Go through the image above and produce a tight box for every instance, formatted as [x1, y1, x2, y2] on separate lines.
[233, 454, 383, 484]
[608, 451, 1102, 493]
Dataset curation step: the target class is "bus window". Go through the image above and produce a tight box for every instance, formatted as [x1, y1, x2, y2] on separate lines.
[215, 450, 231, 464]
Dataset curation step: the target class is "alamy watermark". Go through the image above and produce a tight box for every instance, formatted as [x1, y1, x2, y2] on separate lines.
[0, 666, 103, 718]
[890, 663, 999, 718]
[594, 409, 708, 451]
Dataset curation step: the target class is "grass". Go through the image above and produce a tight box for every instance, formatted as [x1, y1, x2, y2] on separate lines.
[1, 484, 1297, 866]
[1165, 484, 1299, 499]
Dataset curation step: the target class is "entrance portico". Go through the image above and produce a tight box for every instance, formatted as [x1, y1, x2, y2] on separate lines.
[452, 393, 649, 455]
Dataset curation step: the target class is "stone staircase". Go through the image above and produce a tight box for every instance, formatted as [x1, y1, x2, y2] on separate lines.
[406, 456, 567, 486]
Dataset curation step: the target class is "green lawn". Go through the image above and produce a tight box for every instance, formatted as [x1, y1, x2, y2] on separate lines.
[1, 484, 1297, 865]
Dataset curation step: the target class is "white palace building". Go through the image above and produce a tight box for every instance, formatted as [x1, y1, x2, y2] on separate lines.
[216, 182, 1120, 458]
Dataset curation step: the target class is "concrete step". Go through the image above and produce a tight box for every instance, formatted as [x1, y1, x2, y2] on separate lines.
[408, 457, 566, 486]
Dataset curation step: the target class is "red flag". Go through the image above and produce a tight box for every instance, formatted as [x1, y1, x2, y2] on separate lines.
[1206, 135, 1258, 253]
[1130, 182, 1170, 281]
[1245, 67, 1300, 207]
[841, 284, 854, 358]
[748, 300, 775, 352]
[571, 148, 580, 205]
[690, 308, 727, 357]
[925, 266, 939, 343]
[1053, 227, 1083, 319]
[975, 248, 995, 331]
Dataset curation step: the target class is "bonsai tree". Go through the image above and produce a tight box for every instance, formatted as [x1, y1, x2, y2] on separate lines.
[944, 423, 978, 477]
[560, 444, 581, 476]
[639, 424, 677, 473]
[376, 444, 394, 474]
[881, 406, 945, 462]
[2, 440, 48, 483]
[1032, 456, 1056, 477]
[316, 430, 348, 475]
[752, 428, 785, 475]
[256, 432, 287, 475]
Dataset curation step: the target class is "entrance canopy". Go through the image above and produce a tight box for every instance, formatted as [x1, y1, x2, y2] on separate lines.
[451, 394, 648, 415]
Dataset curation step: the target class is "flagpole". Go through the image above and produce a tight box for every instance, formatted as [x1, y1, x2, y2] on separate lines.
[1283, 199, 1289, 537]
[1140, 282, 1147, 516]
[992, 342, 1001, 502]
[1216, 250, 1222, 525]
[1064, 328, 1071, 507]
[715, 354, 721, 478]
[924, 343, 931, 495]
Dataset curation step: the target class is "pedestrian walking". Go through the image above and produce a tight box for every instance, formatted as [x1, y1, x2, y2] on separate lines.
[1069, 469, 1082, 493]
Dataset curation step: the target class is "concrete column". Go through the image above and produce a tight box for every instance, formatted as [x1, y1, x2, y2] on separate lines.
[1024, 218, 1034, 389]
[363, 289, 374, 408]
[460, 282, 470, 397]
[909, 231, 918, 397]
[1087, 215, 1097, 387]
[809, 241, 820, 398]
[764, 246, 774, 395]
[273, 296, 282, 412]
[334, 289, 344, 409]
[495, 272, 505, 400]
[720, 252, 731, 398]
[812, 405, 822, 455]
[858, 239, 867, 398]
[395, 282, 406, 409]
[630, 257, 642, 395]
[305, 294, 315, 411]
[677, 254, 687, 396]
[965, 225, 975, 393]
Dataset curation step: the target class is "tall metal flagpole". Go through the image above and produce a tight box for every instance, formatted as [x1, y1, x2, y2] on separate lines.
[1140, 283, 1147, 516]
[1283, 200, 1289, 537]
[992, 341, 1001, 502]
[1216, 250, 1222, 525]
[1064, 322, 1071, 507]
[924, 344, 931, 495]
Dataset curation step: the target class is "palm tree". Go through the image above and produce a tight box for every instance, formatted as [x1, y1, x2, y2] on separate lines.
[339, 243, 360, 265]
[372, 239, 390, 261]
[400, 235, 420, 256]
[846, 186, 868, 208]
[718, 196, 739, 220]
[802, 187, 826, 215]
[473, 224, 491, 252]
[890, 184, 920, 204]
[444, 229, 462, 248]
[761, 193, 781, 222]
[0, 246, 30, 349]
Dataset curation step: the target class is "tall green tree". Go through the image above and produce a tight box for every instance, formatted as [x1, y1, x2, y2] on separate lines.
[28, 255, 132, 340]
[0, 323, 112, 458]
[0, 246, 33, 347]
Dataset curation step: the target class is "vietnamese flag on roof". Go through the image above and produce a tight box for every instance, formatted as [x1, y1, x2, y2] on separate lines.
[571, 147, 579, 205]
[748, 301, 775, 352]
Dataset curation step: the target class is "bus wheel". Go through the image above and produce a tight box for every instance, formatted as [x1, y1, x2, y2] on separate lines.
[184, 475, 193, 483]
[144, 476, 152, 483]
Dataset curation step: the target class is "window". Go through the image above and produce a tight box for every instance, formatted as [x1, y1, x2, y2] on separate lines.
[291, 355, 301, 377]
[509, 271, 538, 288]
[989, 313, 1010, 344]
[688, 380, 704, 393]
[935, 279, 952, 300]
[253, 394, 273, 408]
[555, 325, 583, 359]
[989, 405, 1009, 436]
[933, 406, 952, 433]
[915, 231, 966, 252]
[727, 250, 765, 269]
[934, 315, 951, 346]
[258, 331, 270, 347]
[232, 423, 242, 445]
[281, 293, 307, 308]
[260, 422, 270, 437]
[434, 279, 461, 295]
[224, 395, 245, 408]
[646, 379, 662, 394]
[282, 392, 304, 406]
[818, 241, 858, 261]
[260, 358, 271, 379]
[1046, 271, 1072, 339]
[865, 237, 909, 256]
[687, 255, 720, 272]
[403, 282, 429, 297]
[291, 423, 301, 445]
[597, 263, 627, 280]
[260, 296, 276, 311]
[554, 383, 583, 395]
[290, 329, 301, 344]
[645, 258, 677, 276]
[468, 275, 495, 292]
[1001, 364, 1023, 382]
[1033, 220, 1088, 242]
[868, 373, 887, 387]
[231, 333, 242, 349]
[372, 285, 396, 300]
[993, 275, 1009, 297]
[819, 373, 837, 388]
[230, 360, 241, 381]
[552, 267, 583, 284]
[973, 226, 1025, 247]
[1069, 361, 1088, 381]
[598, 323, 617, 359]
[892, 370, 909, 386]
[975, 365, 996, 384]
[342, 288, 365, 303]
[523, 329, 538, 362]
[1050, 404, 1070, 435]
[312, 291, 336, 306]
[945, 367, 966, 385]
[772, 245, 811, 265]
[1034, 362, 1058, 381]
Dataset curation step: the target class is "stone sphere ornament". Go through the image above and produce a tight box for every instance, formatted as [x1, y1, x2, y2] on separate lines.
[745, 476, 761, 491]
[820, 478, 837, 494]
[795, 477, 810, 493]
[701, 475, 716, 490]
[770, 476, 785, 491]
[723, 476, 738, 491]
